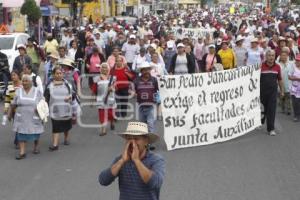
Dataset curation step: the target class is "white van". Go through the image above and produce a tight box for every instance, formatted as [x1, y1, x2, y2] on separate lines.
[0, 33, 30, 72]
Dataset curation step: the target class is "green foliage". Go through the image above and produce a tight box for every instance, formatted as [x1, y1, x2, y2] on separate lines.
[20, 0, 41, 23]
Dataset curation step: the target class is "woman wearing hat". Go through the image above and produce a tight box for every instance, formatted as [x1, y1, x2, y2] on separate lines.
[60, 59, 81, 96]
[233, 35, 247, 67]
[217, 39, 237, 69]
[91, 63, 116, 136]
[201, 44, 222, 72]
[44, 66, 74, 151]
[169, 43, 195, 75]
[13, 44, 32, 73]
[99, 122, 165, 200]
[9, 74, 44, 159]
[245, 37, 264, 66]
[44, 51, 59, 85]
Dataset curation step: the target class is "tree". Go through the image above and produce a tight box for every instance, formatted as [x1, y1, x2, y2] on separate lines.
[20, 0, 41, 24]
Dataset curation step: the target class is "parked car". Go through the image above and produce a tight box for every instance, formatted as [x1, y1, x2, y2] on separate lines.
[0, 33, 30, 72]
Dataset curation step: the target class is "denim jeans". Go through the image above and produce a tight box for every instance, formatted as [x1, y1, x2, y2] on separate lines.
[138, 105, 156, 133]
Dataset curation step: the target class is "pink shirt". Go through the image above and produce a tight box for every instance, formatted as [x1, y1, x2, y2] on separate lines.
[206, 54, 216, 72]
[89, 54, 101, 73]
[194, 43, 204, 60]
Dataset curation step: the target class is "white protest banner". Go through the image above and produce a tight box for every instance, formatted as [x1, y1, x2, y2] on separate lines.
[158, 65, 261, 151]
[171, 27, 214, 39]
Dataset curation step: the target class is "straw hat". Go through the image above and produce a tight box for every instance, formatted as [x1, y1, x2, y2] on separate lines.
[117, 122, 159, 143]
[250, 37, 259, 43]
[49, 51, 59, 60]
[236, 35, 244, 43]
[138, 62, 153, 72]
[60, 58, 74, 68]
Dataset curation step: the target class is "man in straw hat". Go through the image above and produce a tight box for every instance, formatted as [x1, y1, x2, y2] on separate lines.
[99, 121, 165, 200]
[44, 51, 59, 85]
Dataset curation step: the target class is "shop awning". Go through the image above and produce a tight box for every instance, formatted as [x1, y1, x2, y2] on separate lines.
[40, 5, 59, 16]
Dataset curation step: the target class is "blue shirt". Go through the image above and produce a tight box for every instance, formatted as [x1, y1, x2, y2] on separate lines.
[99, 151, 165, 200]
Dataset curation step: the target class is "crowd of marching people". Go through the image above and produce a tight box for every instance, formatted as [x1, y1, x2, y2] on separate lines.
[1, 5, 300, 160]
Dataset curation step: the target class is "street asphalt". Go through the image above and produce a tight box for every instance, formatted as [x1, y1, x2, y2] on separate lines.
[0, 96, 300, 200]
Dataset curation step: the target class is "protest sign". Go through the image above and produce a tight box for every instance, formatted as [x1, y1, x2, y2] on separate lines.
[171, 27, 214, 39]
[158, 65, 261, 151]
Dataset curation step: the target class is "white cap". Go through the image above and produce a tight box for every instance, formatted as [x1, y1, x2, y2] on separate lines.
[244, 28, 250, 34]
[208, 44, 215, 49]
[129, 35, 136, 39]
[177, 43, 185, 48]
[17, 44, 26, 50]
[167, 41, 173, 49]
[130, 26, 134, 29]
[236, 35, 244, 42]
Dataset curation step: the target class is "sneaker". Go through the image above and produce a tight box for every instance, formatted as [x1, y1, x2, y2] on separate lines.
[269, 130, 277, 136]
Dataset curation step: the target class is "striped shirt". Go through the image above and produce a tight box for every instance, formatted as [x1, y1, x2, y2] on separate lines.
[4, 83, 21, 113]
[99, 151, 165, 200]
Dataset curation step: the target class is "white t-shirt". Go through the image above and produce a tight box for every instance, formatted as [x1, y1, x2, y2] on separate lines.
[122, 42, 140, 63]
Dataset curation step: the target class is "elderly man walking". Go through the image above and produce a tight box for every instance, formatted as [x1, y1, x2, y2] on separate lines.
[99, 122, 165, 200]
[260, 50, 284, 136]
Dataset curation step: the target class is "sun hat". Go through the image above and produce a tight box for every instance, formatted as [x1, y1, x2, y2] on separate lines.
[48, 51, 59, 60]
[117, 122, 159, 143]
[150, 43, 157, 49]
[138, 62, 153, 72]
[60, 58, 74, 68]
[250, 37, 259, 43]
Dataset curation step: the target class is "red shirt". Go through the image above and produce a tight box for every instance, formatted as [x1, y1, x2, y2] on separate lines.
[110, 67, 134, 90]
[260, 62, 282, 91]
